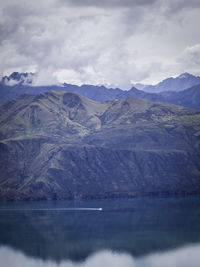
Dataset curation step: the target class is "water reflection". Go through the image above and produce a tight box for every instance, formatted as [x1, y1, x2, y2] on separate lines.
[0, 244, 200, 267]
[0, 196, 200, 265]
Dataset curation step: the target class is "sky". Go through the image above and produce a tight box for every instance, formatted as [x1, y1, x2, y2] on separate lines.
[0, 0, 200, 89]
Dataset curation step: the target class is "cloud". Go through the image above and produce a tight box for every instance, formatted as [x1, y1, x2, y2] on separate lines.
[167, 0, 200, 11]
[0, 244, 200, 267]
[62, 0, 157, 8]
[32, 67, 61, 86]
[176, 44, 200, 75]
[0, 0, 200, 87]
[178, 44, 200, 67]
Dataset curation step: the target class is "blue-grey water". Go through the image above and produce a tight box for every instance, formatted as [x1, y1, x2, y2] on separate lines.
[0, 196, 200, 267]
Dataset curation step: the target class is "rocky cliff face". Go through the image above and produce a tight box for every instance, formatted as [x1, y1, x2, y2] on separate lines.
[0, 92, 200, 200]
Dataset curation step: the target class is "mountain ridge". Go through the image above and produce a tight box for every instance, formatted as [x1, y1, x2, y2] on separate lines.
[1, 72, 200, 110]
[136, 72, 200, 93]
[0, 91, 200, 200]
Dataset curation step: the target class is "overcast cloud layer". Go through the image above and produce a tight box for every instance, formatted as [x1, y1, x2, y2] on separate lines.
[0, 0, 200, 88]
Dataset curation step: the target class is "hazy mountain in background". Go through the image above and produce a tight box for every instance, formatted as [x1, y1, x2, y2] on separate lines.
[131, 83, 149, 91]
[160, 84, 200, 110]
[0, 72, 200, 110]
[0, 72, 126, 103]
[1, 72, 34, 86]
[135, 73, 200, 93]
[0, 91, 200, 200]
[128, 85, 200, 110]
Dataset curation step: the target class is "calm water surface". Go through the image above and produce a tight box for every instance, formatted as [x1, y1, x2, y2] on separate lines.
[0, 196, 200, 267]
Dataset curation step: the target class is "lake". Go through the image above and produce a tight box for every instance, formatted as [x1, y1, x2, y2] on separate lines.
[0, 196, 200, 267]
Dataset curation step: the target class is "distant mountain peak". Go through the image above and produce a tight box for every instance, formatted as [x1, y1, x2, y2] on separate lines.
[136, 72, 200, 93]
[9, 72, 26, 80]
[178, 72, 195, 79]
[1, 72, 34, 86]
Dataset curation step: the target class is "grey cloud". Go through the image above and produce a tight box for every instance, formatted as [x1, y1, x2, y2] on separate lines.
[172, 0, 200, 9]
[0, 5, 28, 43]
[161, 0, 200, 16]
[177, 44, 200, 72]
[61, 0, 157, 8]
[0, 1, 50, 44]
[0, 0, 200, 86]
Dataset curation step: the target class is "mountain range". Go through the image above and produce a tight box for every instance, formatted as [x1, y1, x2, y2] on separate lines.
[2, 72, 200, 92]
[0, 91, 200, 200]
[134, 72, 200, 93]
[1, 72, 200, 110]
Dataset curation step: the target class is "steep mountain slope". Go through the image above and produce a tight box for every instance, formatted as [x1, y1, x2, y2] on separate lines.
[0, 91, 200, 200]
